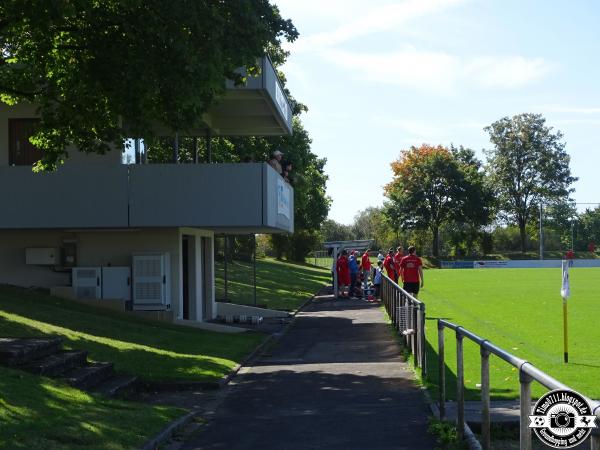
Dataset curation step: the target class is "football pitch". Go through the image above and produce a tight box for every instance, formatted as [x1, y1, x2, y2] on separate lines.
[420, 267, 600, 401]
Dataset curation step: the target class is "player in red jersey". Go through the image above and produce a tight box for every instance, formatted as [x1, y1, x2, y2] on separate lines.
[399, 246, 423, 296]
[383, 249, 397, 282]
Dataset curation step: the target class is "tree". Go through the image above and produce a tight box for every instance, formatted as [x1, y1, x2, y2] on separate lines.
[0, 0, 297, 169]
[320, 219, 353, 243]
[385, 144, 491, 257]
[485, 113, 577, 253]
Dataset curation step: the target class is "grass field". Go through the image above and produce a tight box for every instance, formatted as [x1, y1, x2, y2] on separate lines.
[420, 267, 600, 401]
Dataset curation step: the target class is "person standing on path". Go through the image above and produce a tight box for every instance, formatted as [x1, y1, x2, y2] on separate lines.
[361, 248, 372, 290]
[373, 260, 383, 298]
[336, 249, 351, 298]
[393, 246, 404, 277]
[348, 251, 359, 298]
[399, 246, 424, 296]
[383, 248, 397, 282]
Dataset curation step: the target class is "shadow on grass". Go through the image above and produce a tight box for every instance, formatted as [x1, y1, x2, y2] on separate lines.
[0, 366, 180, 450]
[0, 287, 263, 381]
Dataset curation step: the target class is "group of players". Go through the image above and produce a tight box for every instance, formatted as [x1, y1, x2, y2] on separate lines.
[334, 245, 424, 299]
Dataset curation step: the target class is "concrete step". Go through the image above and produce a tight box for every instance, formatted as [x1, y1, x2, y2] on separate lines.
[0, 337, 63, 366]
[20, 350, 88, 376]
[93, 375, 138, 397]
[61, 362, 114, 390]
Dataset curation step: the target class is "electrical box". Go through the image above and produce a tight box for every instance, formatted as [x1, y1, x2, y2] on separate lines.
[72, 267, 102, 299]
[61, 240, 77, 268]
[101, 267, 131, 301]
[132, 253, 170, 310]
[25, 248, 58, 265]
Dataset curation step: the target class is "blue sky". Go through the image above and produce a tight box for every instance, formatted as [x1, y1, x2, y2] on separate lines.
[274, 0, 600, 224]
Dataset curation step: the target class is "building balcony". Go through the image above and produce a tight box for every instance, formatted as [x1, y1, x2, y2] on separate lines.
[209, 55, 293, 136]
[0, 163, 293, 233]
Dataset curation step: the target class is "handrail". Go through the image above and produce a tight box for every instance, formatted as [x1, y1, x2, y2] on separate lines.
[438, 319, 600, 450]
[381, 275, 426, 377]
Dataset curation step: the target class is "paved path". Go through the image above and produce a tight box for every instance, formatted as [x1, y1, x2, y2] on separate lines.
[181, 295, 436, 449]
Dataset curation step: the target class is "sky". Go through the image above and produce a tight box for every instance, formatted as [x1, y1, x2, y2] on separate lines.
[273, 0, 600, 225]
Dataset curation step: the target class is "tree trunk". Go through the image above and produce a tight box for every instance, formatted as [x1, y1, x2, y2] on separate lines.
[432, 225, 440, 257]
[518, 218, 527, 253]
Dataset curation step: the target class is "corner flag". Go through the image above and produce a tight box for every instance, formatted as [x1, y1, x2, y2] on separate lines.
[561, 260, 570, 363]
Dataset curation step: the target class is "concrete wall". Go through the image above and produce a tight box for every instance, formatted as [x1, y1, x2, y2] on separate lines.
[0, 228, 220, 322]
[75, 229, 181, 317]
[0, 230, 72, 287]
[129, 164, 263, 228]
[0, 165, 130, 228]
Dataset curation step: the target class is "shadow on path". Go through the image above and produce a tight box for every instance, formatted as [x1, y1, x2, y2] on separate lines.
[181, 296, 437, 450]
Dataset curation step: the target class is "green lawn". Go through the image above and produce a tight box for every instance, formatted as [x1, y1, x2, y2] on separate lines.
[420, 267, 600, 401]
[216, 257, 330, 310]
[0, 287, 264, 382]
[0, 365, 182, 449]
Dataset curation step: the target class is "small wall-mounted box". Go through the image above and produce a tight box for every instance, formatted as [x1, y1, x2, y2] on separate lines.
[25, 248, 59, 265]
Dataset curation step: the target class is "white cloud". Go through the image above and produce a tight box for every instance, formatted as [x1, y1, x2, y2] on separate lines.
[469, 57, 552, 88]
[284, 0, 468, 52]
[320, 48, 552, 93]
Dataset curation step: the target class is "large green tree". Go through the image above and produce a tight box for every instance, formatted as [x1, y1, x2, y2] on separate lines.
[385, 144, 492, 257]
[485, 113, 577, 253]
[0, 0, 297, 169]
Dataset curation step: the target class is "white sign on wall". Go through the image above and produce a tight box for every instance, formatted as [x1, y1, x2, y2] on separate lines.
[277, 178, 290, 219]
[275, 81, 290, 123]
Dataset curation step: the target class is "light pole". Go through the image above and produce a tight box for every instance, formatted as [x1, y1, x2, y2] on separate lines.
[539, 203, 544, 260]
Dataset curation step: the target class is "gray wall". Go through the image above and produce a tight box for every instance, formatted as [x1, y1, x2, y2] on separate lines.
[0, 163, 293, 233]
[0, 165, 129, 228]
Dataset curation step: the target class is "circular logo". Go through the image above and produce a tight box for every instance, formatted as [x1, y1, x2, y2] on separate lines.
[529, 389, 597, 448]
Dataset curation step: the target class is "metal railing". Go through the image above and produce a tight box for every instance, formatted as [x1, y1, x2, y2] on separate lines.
[438, 319, 600, 450]
[381, 276, 426, 376]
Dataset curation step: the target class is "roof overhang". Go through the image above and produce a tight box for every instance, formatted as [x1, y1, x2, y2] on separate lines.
[207, 55, 293, 136]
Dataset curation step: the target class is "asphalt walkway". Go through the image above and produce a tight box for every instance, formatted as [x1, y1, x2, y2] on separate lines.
[180, 294, 436, 449]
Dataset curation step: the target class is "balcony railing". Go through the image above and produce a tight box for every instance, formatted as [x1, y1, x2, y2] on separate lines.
[0, 163, 293, 233]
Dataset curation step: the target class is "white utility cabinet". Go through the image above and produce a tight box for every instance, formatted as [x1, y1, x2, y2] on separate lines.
[132, 253, 170, 310]
[101, 267, 131, 301]
[72, 267, 102, 299]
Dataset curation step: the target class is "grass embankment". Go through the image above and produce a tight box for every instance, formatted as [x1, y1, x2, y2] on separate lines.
[420, 268, 600, 401]
[216, 257, 330, 310]
[0, 287, 264, 382]
[0, 366, 182, 449]
[0, 257, 327, 449]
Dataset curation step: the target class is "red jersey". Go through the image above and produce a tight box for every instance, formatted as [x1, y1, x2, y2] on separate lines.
[361, 252, 371, 270]
[393, 251, 403, 268]
[400, 254, 422, 283]
[566, 250, 574, 260]
[383, 255, 396, 278]
[336, 255, 351, 285]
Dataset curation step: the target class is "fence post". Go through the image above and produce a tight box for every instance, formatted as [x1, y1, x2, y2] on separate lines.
[438, 320, 445, 420]
[421, 303, 427, 378]
[412, 303, 418, 368]
[456, 330, 465, 442]
[519, 368, 533, 450]
[480, 346, 491, 450]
